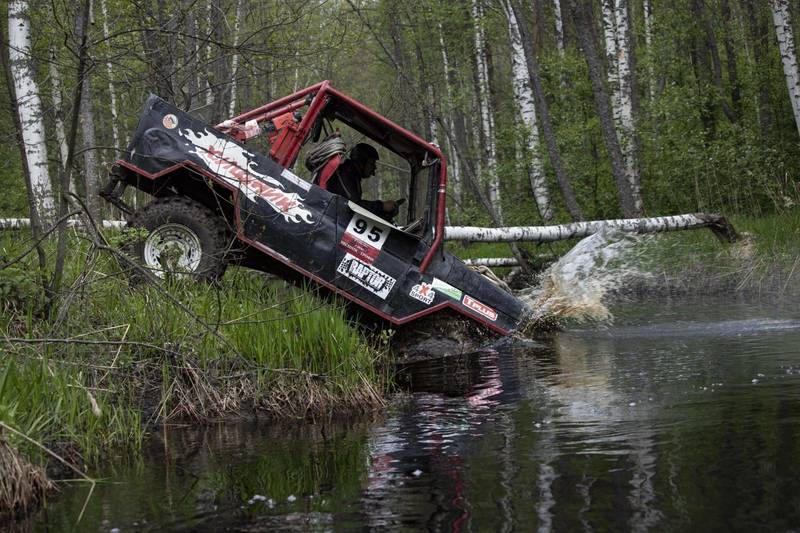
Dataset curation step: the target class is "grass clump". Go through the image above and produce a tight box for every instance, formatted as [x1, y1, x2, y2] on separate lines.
[0, 231, 387, 516]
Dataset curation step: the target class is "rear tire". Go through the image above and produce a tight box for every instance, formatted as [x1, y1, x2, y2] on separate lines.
[127, 197, 230, 282]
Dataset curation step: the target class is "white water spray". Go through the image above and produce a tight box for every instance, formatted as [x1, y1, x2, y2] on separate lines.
[519, 229, 650, 327]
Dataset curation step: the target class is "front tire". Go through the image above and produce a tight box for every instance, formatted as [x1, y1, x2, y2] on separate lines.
[128, 197, 230, 281]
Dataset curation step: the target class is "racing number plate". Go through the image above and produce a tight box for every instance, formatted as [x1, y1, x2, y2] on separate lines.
[339, 214, 389, 264]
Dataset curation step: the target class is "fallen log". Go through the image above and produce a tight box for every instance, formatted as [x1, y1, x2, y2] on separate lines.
[0, 218, 126, 230]
[445, 213, 738, 243]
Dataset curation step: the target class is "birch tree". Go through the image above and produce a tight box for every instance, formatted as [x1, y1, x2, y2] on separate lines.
[600, 0, 642, 213]
[554, 0, 565, 55]
[437, 25, 462, 214]
[510, 0, 584, 221]
[471, 0, 501, 220]
[7, 0, 55, 223]
[570, 0, 640, 218]
[643, 0, 654, 99]
[502, 0, 552, 221]
[75, 3, 101, 222]
[99, 0, 122, 154]
[228, 0, 243, 116]
[770, 0, 800, 138]
[49, 48, 69, 170]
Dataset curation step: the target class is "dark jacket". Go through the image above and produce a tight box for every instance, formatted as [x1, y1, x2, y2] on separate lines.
[327, 159, 385, 217]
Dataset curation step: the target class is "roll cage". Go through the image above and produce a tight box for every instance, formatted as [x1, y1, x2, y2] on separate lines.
[216, 81, 447, 273]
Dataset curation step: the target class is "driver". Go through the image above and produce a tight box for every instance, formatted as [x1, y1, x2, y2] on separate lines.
[328, 143, 404, 221]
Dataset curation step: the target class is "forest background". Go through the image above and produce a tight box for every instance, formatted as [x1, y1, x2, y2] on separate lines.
[3, 0, 800, 235]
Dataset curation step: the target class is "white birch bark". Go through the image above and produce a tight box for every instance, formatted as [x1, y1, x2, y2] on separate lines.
[554, 0, 565, 55]
[601, 0, 642, 213]
[99, 0, 121, 154]
[472, 0, 501, 220]
[503, 0, 552, 221]
[0, 218, 125, 229]
[227, 0, 242, 117]
[445, 213, 737, 242]
[770, 0, 800, 137]
[601, 0, 621, 123]
[438, 25, 462, 209]
[49, 48, 69, 170]
[643, 0, 654, 100]
[205, 0, 214, 109]
[614, 0, 641, 211]
[510, 5, 543, 195]
[8, 0, 55, 221]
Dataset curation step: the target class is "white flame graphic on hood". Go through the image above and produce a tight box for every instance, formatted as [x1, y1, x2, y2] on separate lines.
[178, 127, 313, 224]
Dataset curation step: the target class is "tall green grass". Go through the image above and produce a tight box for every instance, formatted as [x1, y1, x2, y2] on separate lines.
[0, 231, 386, 485]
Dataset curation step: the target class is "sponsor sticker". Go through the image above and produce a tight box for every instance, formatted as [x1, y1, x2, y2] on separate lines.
[177, 127, 313, 224]
[462, 295, 498, 321]
[431, 278, 462, 300]
[336, 254, 396, 299]
[338, 214, 389, 264]
[162, 114, 178, 129]
[409, 282, 435, 305]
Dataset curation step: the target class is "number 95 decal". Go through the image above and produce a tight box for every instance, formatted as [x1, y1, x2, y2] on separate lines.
[345, 215, 389, 248]
[339, 214, 390, 264]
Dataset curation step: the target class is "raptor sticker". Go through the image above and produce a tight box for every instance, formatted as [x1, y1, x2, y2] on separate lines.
[338, 214, 390, 264]
[431, 278, 462, 300]
[409, 282, 435, 305]
[462, 295, 498, 321]
[336, 254, 396, 299]
[178, 127, 313, 224]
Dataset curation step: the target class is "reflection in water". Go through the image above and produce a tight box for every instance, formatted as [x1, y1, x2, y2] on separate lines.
[31, 298, 800, 531]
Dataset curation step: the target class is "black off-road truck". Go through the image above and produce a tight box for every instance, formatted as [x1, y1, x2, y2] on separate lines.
[102, 81, 530, 336]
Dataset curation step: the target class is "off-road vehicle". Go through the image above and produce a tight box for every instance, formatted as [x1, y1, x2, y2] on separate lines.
[102, 81, 530, 335]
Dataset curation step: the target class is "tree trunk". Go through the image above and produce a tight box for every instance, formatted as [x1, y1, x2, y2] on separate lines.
[227, 0, 243, 117]
[695, 0, 737, 123]
[721, 0, 742, 119]
[503, 0, 552, 221]
[472, 0, 501, 221]
[554, 0, 565, 54]
[184, 0, 198, 110]
[770, 0, 800, 137]
[75, 3, 101, 223]
[614, 0, 643, 213]
[2, 13, 48, 277]
[570, 0, 639, 218]
[7, 0, 55, 223]
[99, 0, 121, 156]
[51, 0, 93, 301]
[512, 0, 584, 221]
[601, 0, 643, 214]
[445, 213, 738, 243]
[49, 48, 69, 171]
[743, 0, 772, 136]
[438, 25, 462, 216]
[643, 0, 654, 99]
[204, 0, 214, 111]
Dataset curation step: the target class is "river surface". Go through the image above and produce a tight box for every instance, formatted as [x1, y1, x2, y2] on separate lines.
[31, 296, 800, 531]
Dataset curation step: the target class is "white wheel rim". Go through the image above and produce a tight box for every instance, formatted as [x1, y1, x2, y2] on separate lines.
[143, 223, 202, 276]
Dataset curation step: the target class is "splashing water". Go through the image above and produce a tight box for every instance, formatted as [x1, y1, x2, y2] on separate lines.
[518, 230, 650, 329]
